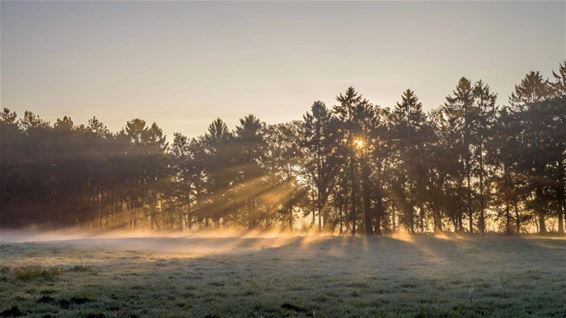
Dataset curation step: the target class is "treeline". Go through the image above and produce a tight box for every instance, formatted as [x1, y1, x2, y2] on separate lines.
[1, 62, 565, 234]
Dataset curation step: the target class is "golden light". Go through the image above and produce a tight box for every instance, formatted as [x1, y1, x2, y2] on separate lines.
[353, 136, 366, 150]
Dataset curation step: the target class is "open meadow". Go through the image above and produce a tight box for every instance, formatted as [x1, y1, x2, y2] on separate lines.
[1, 233, 565, 318]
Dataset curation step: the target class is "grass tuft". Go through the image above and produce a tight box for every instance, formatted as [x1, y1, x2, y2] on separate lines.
[13, 266, 62, 282]
[68, 264, 91, 272]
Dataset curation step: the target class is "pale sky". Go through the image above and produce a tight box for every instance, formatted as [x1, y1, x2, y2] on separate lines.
[1, 1, 565, 138]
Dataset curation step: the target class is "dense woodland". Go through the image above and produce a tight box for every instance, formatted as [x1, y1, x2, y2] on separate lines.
[1, 62, 566, 235]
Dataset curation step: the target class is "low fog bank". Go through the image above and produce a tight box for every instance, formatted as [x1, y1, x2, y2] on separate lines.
[3, 228, 565, 259]
[0, 228, 333, 256]
[2, 227, 564, 244]
[0, 228, 191, 243]
[0, 227, 310, 242]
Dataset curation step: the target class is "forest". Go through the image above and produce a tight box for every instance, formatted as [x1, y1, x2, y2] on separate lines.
[1, 61, 565, 235]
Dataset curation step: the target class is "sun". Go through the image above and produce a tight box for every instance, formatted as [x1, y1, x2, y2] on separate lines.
[353, 136, 366, 150]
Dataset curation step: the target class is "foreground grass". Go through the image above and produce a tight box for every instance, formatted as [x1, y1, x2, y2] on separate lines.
[0, 234, 565, 317]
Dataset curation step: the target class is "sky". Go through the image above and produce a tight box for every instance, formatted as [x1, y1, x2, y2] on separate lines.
[1, 1, 565, 138]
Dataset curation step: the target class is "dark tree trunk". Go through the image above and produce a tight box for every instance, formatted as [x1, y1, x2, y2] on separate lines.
[478, 142, 486, 234]
[433, 206, 443, 232]
[514, 200, 521, 234]
[464, 155, 474, 234]
[339, 201, 344, 235]
[558, 208, 564, 234]
[538, 213, 547, 234]
[536, 186, 547, 234]
[361, 155, 373, 235]
[311, 192, 316, 226]
[351, 156, 357, 236]
[505, 203, 512, 235]
[375, 193, 384, 235]
[288, 206, 293, 231]
[557, 159, 565, 234]
[419, 204, 425, 233]
[408, 205, 415, 234]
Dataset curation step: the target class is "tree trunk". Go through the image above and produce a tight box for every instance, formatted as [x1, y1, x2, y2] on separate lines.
[318, 195, 322, 233]
[408, 205, 415, 234]
[467, 169, 473, 234]
[514, 200, 521, 234]
[288, 206, 293, 231]
[557, 159, 565, 234]
[419, 203, 425, 233]
[339, 200, 344, 235]
[392, 208, 396, 233]
[375, 192, 384, 235]
[538, 213, 546, 234]
[433, 205, 442, 232]
[558, 208, 564, 234]
[536, 185, 546, 234]
[361, 154, 373, 235]
[478, 142, 486, 234]
[466, 172, 474, 233]
[311, 192, 316, 226]
[505, 203, 511, 234]
[351, 155, 357, 236]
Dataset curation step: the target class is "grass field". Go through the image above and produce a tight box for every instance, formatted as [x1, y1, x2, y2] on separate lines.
[1, 233, 565, 317]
